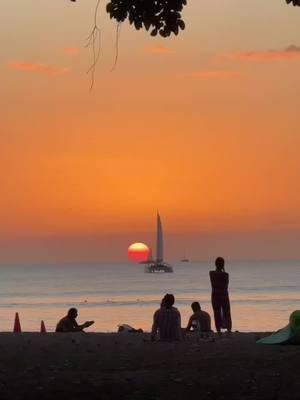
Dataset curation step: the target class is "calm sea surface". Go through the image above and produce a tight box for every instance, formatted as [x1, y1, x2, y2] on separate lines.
[0, 261, 299, 332]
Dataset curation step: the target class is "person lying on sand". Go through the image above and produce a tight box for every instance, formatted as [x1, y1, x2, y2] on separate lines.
[118, 324, 143, 333]
[151, 294, 182, 341]
[56, 308, 94, 332]
[185, 301, 212, 336]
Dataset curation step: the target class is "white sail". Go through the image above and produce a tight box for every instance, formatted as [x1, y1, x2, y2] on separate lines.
[156, 213, 163, 263]
[144, 212, 173, 273]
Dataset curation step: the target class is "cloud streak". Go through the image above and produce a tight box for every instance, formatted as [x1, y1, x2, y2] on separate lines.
[144, 46, 171, 54]
[63, 47, 80, 56]
[188, 70, 239, 79]
[8, 60, 69, 76]
[226, 45, 300, 61]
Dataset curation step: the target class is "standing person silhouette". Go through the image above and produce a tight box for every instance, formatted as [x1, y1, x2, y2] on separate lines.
[209, 257, 232, 336]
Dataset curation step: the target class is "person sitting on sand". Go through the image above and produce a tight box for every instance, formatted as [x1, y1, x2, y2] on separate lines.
[209, 257, 232, 336]
[185, 301, 212, 335]
[56, 308, 94, 332]
[152, 296, 166, 321]
[151, 294, 182, 341]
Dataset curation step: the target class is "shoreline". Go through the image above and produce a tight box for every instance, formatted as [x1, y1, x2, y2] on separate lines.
[0, 332, 299, 399]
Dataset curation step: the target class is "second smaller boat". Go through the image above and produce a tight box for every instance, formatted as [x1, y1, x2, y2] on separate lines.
[180, 250, 190, 263]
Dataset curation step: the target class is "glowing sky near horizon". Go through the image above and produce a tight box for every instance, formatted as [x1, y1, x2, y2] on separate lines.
[1, 0, 300, 262]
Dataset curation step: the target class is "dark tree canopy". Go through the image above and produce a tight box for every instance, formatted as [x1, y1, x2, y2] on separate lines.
[70, 0, 300, 37]
[106, 0, 186, 37]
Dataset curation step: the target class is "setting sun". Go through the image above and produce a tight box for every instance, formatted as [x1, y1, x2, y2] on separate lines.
[128, 242, 150, 262]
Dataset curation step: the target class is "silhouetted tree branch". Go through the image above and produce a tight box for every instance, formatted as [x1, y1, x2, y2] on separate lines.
[286, 0, 300, 5]
[106, 0, 186, 37]
[71, 0, 186, 37]
[70, 0, 300, 38]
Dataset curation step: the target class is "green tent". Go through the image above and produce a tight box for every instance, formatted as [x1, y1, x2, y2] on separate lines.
[257, 310, 300, 345]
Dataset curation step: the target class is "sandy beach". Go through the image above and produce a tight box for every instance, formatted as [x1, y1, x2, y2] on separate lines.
[0, 332, 299, 399]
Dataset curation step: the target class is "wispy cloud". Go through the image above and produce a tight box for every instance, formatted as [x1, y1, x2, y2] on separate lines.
[8, 60, 69, 76]
[226, 45, 300, 61]
[187, 70, 239, 79]
[63, 47, 80, 56]
[144, 46, 171, 54]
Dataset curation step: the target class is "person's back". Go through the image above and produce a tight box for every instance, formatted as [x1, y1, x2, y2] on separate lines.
[193, 309, 211, 332]
[155, 307, 181, 341]
[186, 302, 212, 333]
[151, 294, 181, 341]
[56, 315, 77, 332]
[209, 270, 229, 296]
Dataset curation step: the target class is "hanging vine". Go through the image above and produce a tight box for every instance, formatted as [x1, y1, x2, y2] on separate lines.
[86, 0, 101, 90]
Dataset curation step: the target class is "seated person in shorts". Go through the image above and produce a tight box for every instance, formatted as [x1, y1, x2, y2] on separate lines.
[56, 308, 94, 332]
[186, 301, 212, 334]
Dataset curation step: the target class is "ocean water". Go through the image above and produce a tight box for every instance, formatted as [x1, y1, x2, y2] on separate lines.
[0, 260, 299, 332]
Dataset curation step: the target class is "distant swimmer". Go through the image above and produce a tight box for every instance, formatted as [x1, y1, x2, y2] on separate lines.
[209, 257, 232, 336]
[56, 308, 94, 332]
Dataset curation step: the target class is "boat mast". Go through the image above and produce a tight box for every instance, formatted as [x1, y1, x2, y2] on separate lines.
[156, 212, 163, 263]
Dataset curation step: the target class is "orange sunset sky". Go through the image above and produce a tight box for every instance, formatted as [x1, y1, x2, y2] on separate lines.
[1, 0, 300, 263]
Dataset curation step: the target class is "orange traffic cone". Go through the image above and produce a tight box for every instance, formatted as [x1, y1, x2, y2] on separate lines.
[13, 312, 22, 333]
[40, 320, 46, 333]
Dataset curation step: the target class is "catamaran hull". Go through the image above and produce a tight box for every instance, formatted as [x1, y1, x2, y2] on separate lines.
[144, 263, 173, 273]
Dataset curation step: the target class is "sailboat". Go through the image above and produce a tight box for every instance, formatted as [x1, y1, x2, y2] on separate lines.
[144, 213, 173, 273]
[180, 249, 190, 263]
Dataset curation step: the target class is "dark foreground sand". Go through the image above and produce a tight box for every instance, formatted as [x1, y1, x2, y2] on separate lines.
[0, 332, 299, 400]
